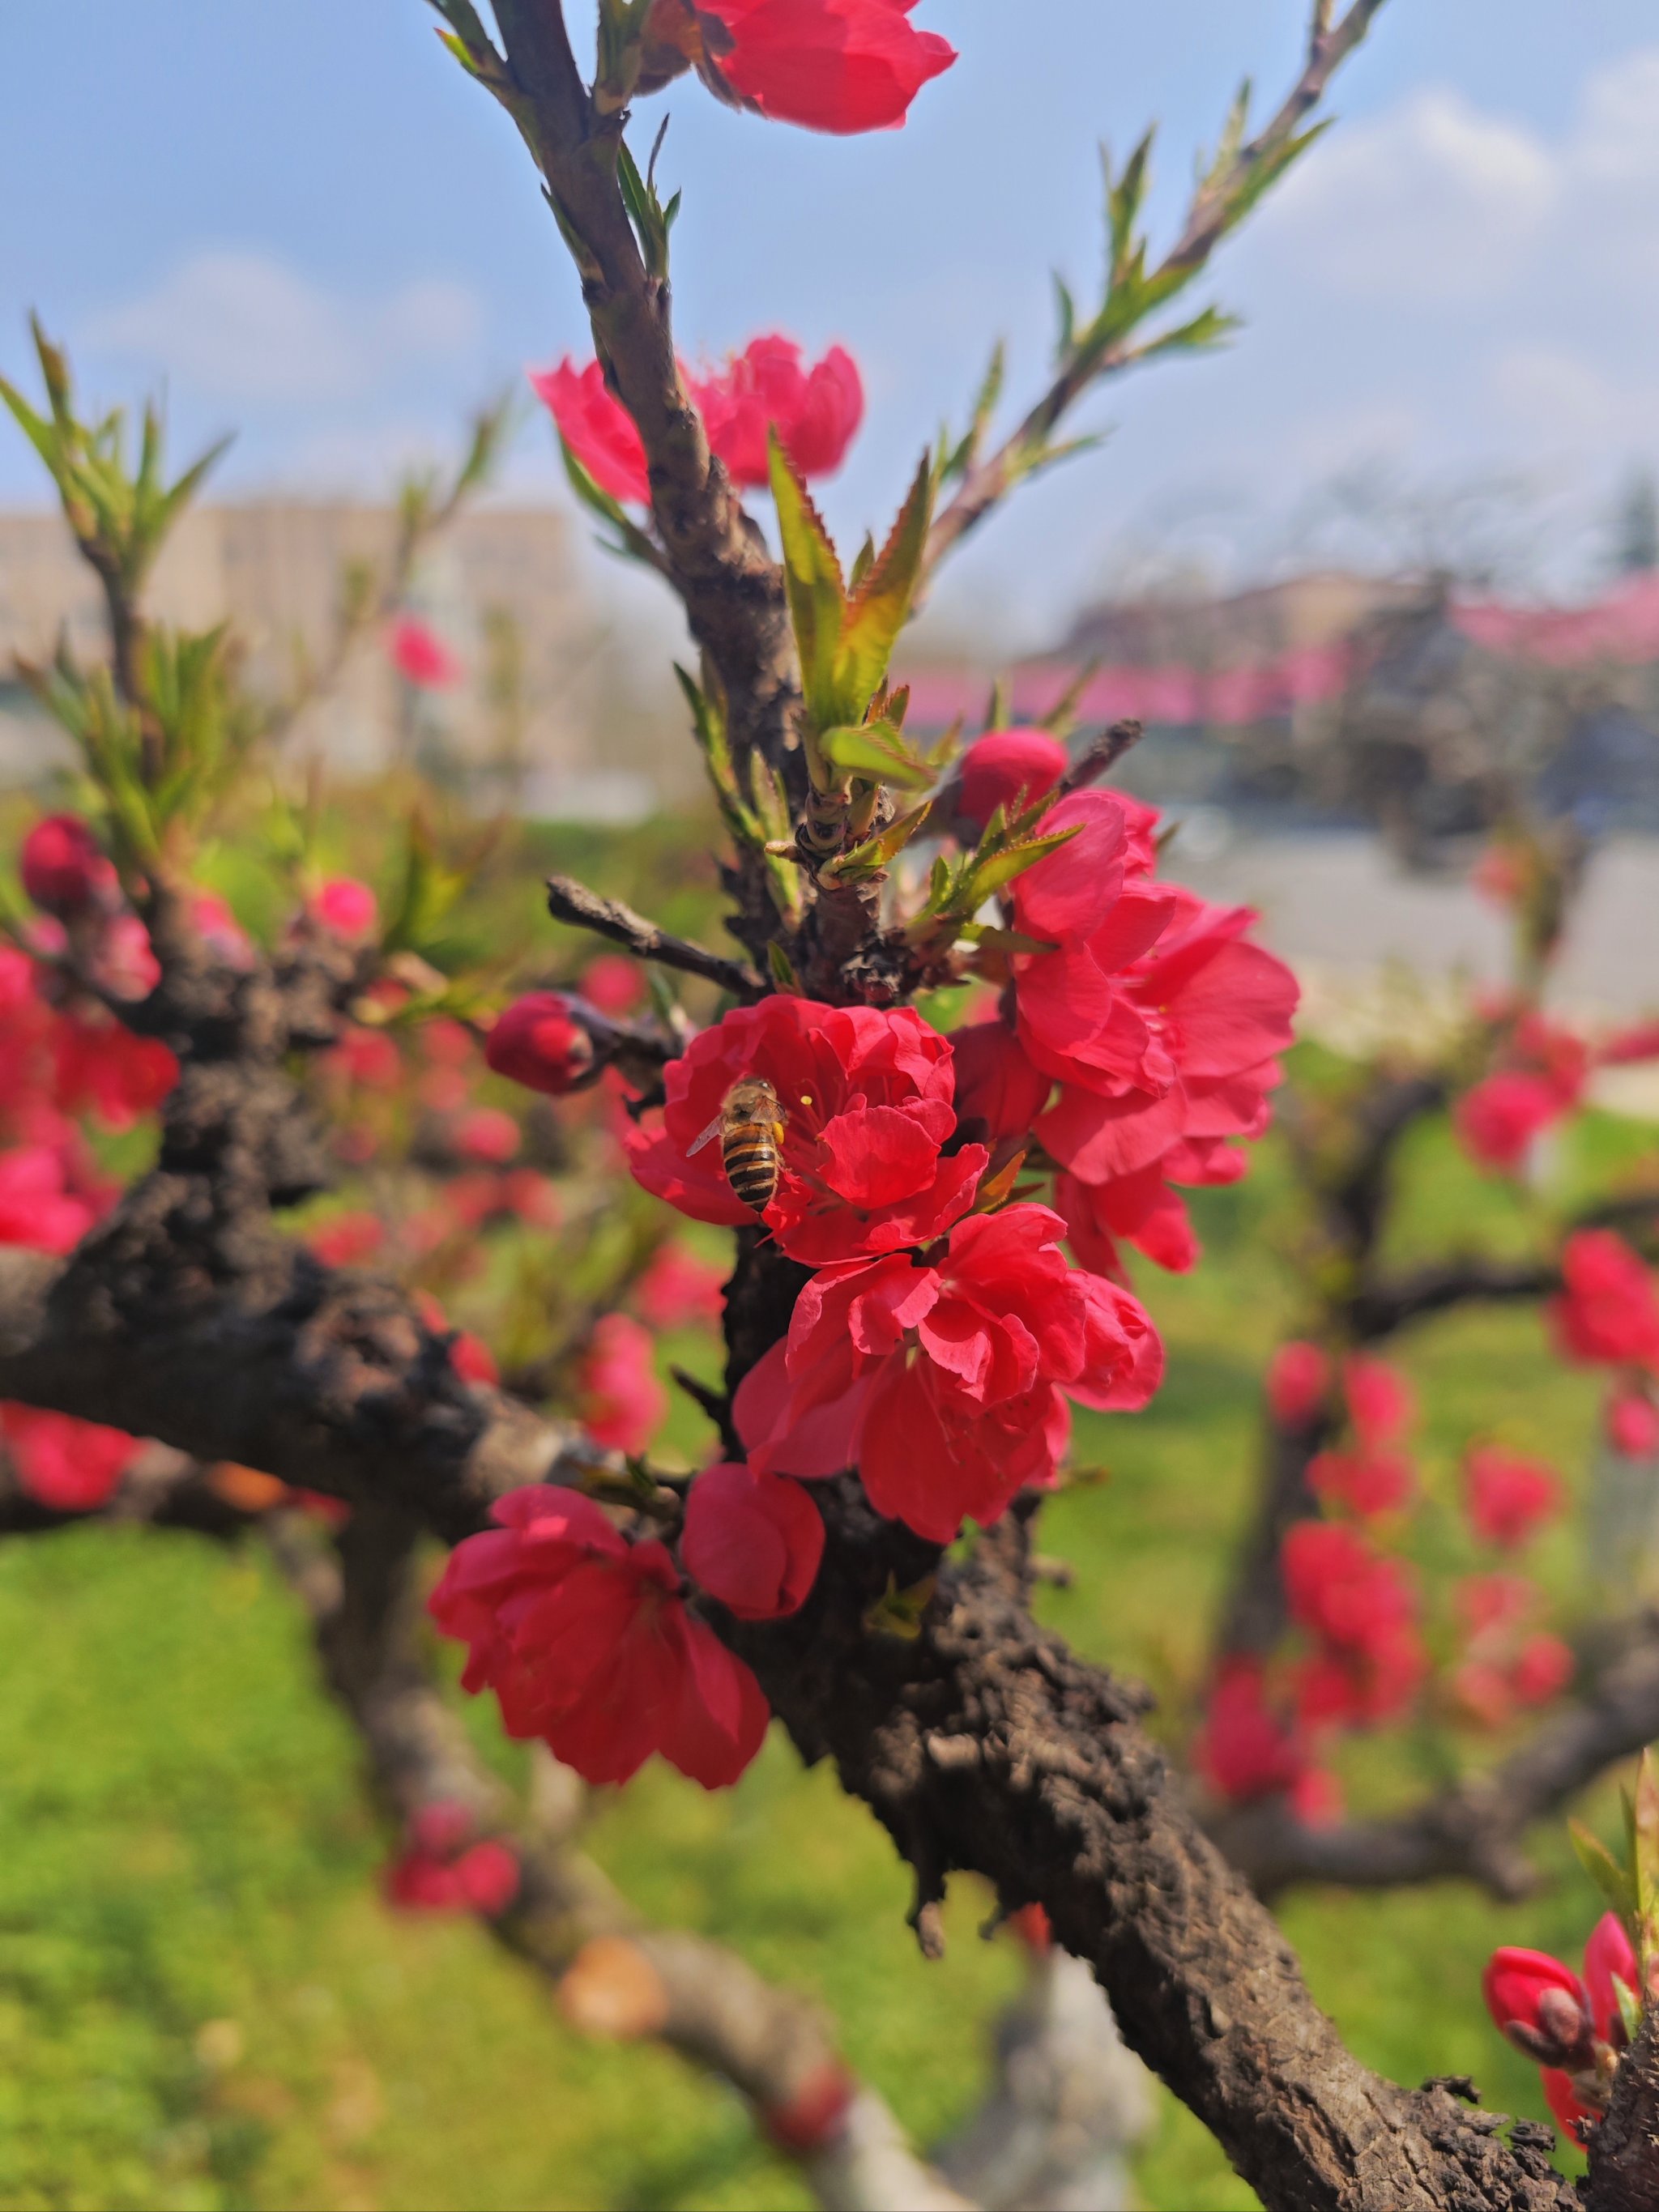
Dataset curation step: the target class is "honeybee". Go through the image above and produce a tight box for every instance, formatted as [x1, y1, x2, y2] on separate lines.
[688, 1076, 787, 1213]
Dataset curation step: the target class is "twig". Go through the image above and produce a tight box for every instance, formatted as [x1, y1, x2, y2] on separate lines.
[545, 874, 761, 999]
[1056, 718, 1144, 798]
[926, 0, 1387, 576]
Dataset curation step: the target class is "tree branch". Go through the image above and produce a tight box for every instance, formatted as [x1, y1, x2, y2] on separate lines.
[545, 873, 761, 998]
[267, 1503, 974, 2211]
[1215, 1612, 1659, 1903]
[925, 1, 1388, 576]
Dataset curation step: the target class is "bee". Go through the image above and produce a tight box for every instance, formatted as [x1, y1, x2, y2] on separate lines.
[688, 1076, 787, 1213]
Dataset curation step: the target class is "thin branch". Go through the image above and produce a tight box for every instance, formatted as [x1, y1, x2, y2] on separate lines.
[1214, 1612, 1659, 1902]
[925, 0, 1387, 575]
[545, 873, 761, 998]
[1056, 718, 1145, 797]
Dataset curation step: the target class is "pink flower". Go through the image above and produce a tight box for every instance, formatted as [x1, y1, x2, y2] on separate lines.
[51, 1018, 177, 1131]
[429, 1487, 770, 1788]
[675, 0, 956, 134]
[93, 913, 160, 1000]
[582, 954, 645, 1015]
[327, 1026, 402, 1092]
[1033, 884, 1296, 1208]
[680, 1460, 824, 1619]
[1608, 1390, 1659, 1457]
[385, 1807, 521, 1916]
[1, 1403, 138, 1511]
[389, 616, 462, 689]
[1511, 1632, 1574, 1708]
[948, 1019, 1051, 1143]
[1308, 1447, 1415, 1520]
[1055, 1163, 1197, 1277]
[1266, 1341, 1332, 1430]
[19, 814, 115, 918]
[577, 1314, 667, 1455]
[634, 1242, 727, 1331]
[1552, 1230, 1659, 1370]
[311, 876, 379, 942]
[1455, 1072, 1563, 1173]
[1282, 1520, 1425, 1725]
[1341, 1354, 1414, 1451]
[0, 1146, 98, 1255]
[1463, 1445, 1562, 1551]
[1584, 1912, 1640, 2050]
[191, 891, 254, 970]
[1456, 1572, 1536, 1637]
[627, 996, 987, 1268]
[737, 1204, 1162, 1541]
[693, 336, 864, 486]
[454, 1106, 521, 1165]
[485, 992, 598, 1097]
[1192, 1657, 1307, 1805]
[956, 730, 1068, 833]
[305, 1212, 386, 1268]
[531, 358, 650, 504]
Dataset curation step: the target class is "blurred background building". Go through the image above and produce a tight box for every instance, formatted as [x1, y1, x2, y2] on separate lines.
[0, 500, 684, 821]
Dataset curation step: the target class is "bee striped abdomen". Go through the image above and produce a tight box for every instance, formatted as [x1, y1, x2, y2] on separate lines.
[721, 1127, 781, 1211]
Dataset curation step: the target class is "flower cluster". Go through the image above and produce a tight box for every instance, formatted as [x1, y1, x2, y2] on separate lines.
[1203, 1347, 1576, 1819]
[463, 765, 1300, 1789]
[945, 781, 1299, 1283]
[534, 335, 863, 508]
[383, 1802, 521, 1917]
[1455, 1011, 1589, 1175]
[1484, 1913, 1640, 2139]
[429, 1489, 769, 1787]
[1551, 1229, 1659, 1460]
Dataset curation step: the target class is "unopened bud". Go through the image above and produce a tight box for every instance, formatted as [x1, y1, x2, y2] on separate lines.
[484, 991, 600, 1096]
[20, 813, 116, 918]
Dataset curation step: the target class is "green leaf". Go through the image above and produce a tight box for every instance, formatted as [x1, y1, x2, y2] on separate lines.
[557, 433, 659, 565]
[819, 719, 934, 792]
[1107, 130, 1155, 292]
[766, 938, 802, 994]
[1571, 1820, 1638, 1920]
[848, 532, 876, 594]
[962, 824, 1081, 905]
[1053, 275, 1077, 364]
[1224, 121, 1332, 232]
[768, 433, 845, 735]
[833, 451, 933, 724]
[1615, 1974, 1644, 2045]
[1132, 305, 1243, 364]
[821, 799, 934, 884]
[1201, 79, 1252, 192]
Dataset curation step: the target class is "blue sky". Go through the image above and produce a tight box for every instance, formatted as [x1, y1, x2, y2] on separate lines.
[6, 2, 1659, 642]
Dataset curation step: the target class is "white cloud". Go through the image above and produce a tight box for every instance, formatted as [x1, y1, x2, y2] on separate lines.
[86, 251, 483, 406]
[1265, 87, 1556, 304]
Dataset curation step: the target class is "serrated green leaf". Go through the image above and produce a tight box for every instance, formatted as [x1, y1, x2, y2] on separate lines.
[959, 822, 1081, 906]
[820, 719, 933, 792]
[1107, 130, 1155, 292]
[834, 452, 933, 722]
[924, 852, 953, 914]
[822, 799, 933, 884]
[1134, 305, 1243, 364]
[769, 433, 845, 739]
[848, 532, 876, 593]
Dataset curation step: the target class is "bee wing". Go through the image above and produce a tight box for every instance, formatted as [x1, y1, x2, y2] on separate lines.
[685, 1112, 726, 1157]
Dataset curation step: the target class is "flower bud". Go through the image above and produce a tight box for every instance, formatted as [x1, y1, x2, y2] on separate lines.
[1483, 1946, 1593, 2067]
[957, 729, 1068, 832]
[310, 875, 379, 941]
[484, 991, 599, 1096]
[1265, 1341, 1331, 1430]
[20, 814, 115, 918]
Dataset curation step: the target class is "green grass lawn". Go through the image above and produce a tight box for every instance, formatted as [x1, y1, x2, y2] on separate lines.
[0, 1085, 1648, 2207]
